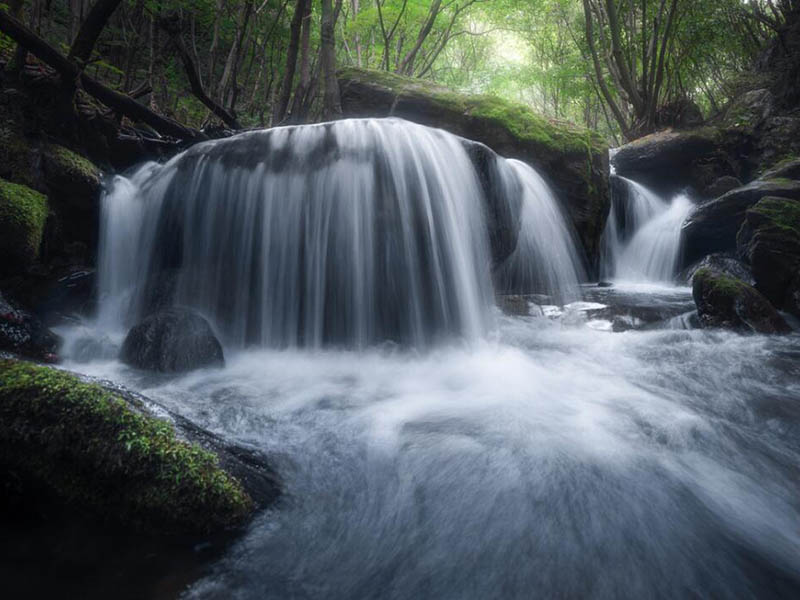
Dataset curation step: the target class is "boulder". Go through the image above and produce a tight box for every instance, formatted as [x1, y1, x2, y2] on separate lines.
[703, 176, 742, 199]
[611, 128, 732, 198]
[0, 359, 269, 535]
[736, 196, 800, 316]
[691, 268, 790, 333]
[42, 144, 102, 210]
[761, 157, 800, 181]
[0, 177, 48, 272]
[120, 308, 224, 373]
[0, 290, 61, 361]
[337, 67, 609, 266]
[679, 253, 754, 286]
[681, 178, 800, 268]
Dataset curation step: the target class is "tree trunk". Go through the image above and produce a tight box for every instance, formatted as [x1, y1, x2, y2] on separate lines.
[321, 0, 342, 120]
[273, 0, 308, 124]
[68, 0, 125, 64]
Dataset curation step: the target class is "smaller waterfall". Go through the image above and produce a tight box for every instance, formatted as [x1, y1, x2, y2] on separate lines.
[494, 160, 585, 303]
[602, 176, 694, 283]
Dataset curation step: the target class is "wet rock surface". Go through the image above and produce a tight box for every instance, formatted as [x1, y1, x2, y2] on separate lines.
[692, 268, 790, 334]
[121, 308, 225, 373]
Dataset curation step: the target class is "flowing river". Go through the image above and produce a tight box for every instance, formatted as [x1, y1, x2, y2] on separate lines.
[53, 119, 800, 598]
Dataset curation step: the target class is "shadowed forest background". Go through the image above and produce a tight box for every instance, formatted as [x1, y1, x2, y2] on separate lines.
[1, 0, 796, 144]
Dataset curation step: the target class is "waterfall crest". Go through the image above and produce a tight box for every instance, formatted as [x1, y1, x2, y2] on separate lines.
[98, 118, 583, 348]
[602, 175, 694, 283]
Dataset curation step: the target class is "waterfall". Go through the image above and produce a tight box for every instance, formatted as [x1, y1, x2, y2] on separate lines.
[494, 159, 585, 302]
[98, 118, 583, 348]
[602, 175, 694, 283]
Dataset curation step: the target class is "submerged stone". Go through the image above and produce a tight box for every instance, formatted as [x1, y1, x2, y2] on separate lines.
[121, 308, 225, 373]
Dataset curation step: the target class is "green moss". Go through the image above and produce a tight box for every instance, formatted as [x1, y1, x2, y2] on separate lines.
[693, 267, 747, 297]
[0, 359, 254, 534]
[338, 66, 605, 156]
[0, 177, 48, 268]
[0, 126, 37, 188]
[45, 144, 99, 179]
[748, 196, 800, 237]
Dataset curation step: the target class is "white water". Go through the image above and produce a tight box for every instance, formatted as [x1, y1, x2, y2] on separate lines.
[602, 176, 694, 283]
[494, 160, 585, 302]
[62, 301, 800, 599]
[58, 120, 800, 598]
[98, 118, 583, 348]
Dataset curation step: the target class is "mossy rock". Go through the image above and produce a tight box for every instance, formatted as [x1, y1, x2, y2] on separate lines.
[337, 67, 610, 267]
[737, 196, 800, 316]
[691, 267, 790, 333]
[0, 177, 48, 271]
[681, 178, 800, 268]
[42, 144, 102, 208]
[0, 359, 255, 535]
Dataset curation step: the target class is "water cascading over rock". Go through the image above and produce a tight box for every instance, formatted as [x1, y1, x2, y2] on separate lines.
[98, 118, 584, 348]
[602, 175, 694, 282]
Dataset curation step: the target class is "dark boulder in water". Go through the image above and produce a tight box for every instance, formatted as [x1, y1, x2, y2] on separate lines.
[679, 253, 754, 286]
[681, 178, 800, 268]
[121, 308, 224, 372]
[692, 268, 790, 334]
[737, 196, 800, 317]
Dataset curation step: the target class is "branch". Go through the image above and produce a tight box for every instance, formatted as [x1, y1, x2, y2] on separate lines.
[0, 10, 203, 140]
[68, 0, 125, 64]
[159, 17, 243, 129]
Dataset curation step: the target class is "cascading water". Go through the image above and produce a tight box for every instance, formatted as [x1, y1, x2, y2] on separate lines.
[602, 175, 694, 282]
[494, 160, 585, 303]
[98, 118, 584, 348]
[46, 119, 800, 600]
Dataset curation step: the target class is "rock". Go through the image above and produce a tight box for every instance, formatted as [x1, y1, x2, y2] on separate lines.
[497, 295, 531, 316]
[0, 178, 48, 273]
[0, 291, 61, 361]
[69, 334, 118, 363]
[703, 176, 742, 199]
[337, 67, 609, 267]
[42, 144, 102, 210]
[736, 196, 800, 316]
[761, 157, 800, 181]
[0, 359, 266, 535]
[120, 308, 224, 373]
[691, 267, 790, 333]
[611, 128, 732, 198]
[681, 178, 800, 268]
[679, 253, 754, 286]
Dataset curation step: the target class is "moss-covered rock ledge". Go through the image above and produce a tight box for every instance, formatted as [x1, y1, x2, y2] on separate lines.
[0, 359, 257, 535]
[338, 67, 610, 266]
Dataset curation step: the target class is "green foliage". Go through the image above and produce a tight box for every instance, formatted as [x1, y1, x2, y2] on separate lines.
[0, 178, 47, 267]
[0, 359, 254, 534]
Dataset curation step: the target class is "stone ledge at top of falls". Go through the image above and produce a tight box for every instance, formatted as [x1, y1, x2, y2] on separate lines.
[337, 67, 610, 264]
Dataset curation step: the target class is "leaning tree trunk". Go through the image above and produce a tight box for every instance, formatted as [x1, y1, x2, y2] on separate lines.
[68, 0, 125, 64]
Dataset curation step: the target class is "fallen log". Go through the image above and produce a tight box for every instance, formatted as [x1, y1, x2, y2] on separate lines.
[0, 11, 205, 142]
